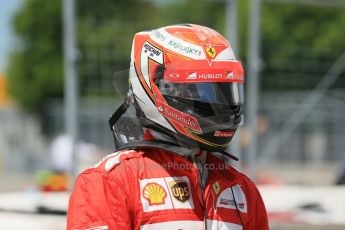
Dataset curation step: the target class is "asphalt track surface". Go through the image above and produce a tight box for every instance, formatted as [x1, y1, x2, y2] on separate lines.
[0, 212, 66, 230]
[0, 212, 344, 230]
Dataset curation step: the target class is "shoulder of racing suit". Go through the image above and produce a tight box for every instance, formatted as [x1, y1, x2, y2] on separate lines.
[82, 140, 189, 174]
[91, 149, 145, 173]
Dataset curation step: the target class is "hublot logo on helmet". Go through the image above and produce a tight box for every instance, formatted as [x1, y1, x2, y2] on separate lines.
[198, 73, 223, 79]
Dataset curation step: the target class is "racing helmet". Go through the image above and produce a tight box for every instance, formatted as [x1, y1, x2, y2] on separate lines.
[113, 24, 244, 152]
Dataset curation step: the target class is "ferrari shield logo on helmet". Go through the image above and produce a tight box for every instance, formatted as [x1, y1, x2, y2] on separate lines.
[206, 46, 216, 58]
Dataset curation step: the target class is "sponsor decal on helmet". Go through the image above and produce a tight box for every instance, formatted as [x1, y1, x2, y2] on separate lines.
[185, 127, 229, 148]
[156, 99, 202, 132]
[138, 41, 164, 91]
[167, 39, 202, 56]
[169, 73, 180, 78]
[216, 184, 247, 213]
[213, 181, 220, 195]
[225, 71, 234, 79]
[151, 29, 167, 42]
[214, 130, 234, 137]
[185, 71, 225, 81]
[149, 28, 206, 60]
[201, 43, 224, 64]
[169, 180, 190, 202]
[165, 60, 244, 83]
[143, 182, 167, 205]
[198, 73, 223, 80]
[143, 42, 162, 57]
[225, 69, 244, 82]
[206, 46, 216, 58]
[186, 72, 197, 80]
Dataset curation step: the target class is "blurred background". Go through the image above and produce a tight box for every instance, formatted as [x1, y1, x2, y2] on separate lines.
[0, 0, 345, 229]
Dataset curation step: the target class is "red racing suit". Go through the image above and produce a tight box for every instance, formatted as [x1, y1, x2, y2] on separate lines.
[67, 147, 269, 230]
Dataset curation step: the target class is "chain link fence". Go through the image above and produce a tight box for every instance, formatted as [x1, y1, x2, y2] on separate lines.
[44, 0, 345, 183]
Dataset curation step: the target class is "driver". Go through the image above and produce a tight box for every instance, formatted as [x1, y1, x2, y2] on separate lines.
[67, 24, 269, 230]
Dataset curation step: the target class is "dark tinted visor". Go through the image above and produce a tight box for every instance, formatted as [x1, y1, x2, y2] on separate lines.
[157, 80, 244, 106]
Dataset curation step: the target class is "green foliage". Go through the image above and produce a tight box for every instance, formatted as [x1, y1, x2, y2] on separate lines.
[76, 0, 225, 96]
[6, 0, 345, 112]
[76, 0, 162, 96]
[156, 0, 225, 31]
[7, 0, 63, 111]
[260, 2, 345, 90]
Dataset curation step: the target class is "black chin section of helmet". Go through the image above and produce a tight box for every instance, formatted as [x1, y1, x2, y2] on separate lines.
[174, 127, 237, 152]
[161, 94, 243, 152]
[109, 93, 239, 160]
[164, 95, 243, 124]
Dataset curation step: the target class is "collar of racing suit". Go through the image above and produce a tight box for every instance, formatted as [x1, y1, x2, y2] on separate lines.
[147, 129, 206, 162]
[145, 128, 209, 187]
